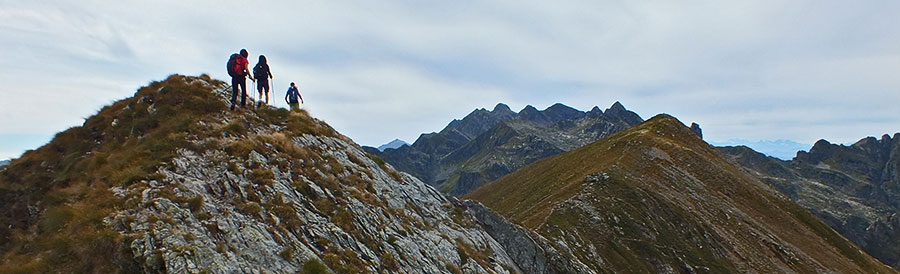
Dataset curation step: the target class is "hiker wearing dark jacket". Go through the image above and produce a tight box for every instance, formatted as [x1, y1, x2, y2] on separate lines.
[230, 49, 255, 110]
[285, 82, 303, 112]
[253, 55, 273, 107]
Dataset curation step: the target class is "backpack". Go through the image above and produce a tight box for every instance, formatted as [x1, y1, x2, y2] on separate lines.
[227, 53, 244, 77]
[253, 63, 268, 79]
[286, 86, 299, 104]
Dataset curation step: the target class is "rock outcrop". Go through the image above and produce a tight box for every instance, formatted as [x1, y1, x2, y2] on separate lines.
[369, 102, 643, 196]
[690, 122, 702, 139]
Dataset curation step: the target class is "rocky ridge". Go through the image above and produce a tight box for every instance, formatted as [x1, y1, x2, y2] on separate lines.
[0, 75, 577, 273]
[368, 102, 644, 196]
[719, 134, 900, 268]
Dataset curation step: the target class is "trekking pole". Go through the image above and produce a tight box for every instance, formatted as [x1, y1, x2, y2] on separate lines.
[266, 77, 275, 106]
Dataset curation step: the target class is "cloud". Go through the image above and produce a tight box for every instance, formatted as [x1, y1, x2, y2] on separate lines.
[0, 0, 898, 158]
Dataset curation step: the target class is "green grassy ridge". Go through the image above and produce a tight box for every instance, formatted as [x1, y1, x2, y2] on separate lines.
[467, 114, 896, 273]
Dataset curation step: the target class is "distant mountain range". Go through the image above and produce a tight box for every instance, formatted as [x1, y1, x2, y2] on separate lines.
[365, 102, 645, 195]
[0, 160, 8, 167]
[720, 133, 900, 268]
[711, 139, 810, 160]
[375, 139, 408, 151]
[466, 115, 892, 273]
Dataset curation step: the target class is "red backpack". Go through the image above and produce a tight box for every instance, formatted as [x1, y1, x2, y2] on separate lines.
[227, 54, 246, 77]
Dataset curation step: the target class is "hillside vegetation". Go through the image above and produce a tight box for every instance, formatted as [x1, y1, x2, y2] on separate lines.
[467, 114, 895, 273]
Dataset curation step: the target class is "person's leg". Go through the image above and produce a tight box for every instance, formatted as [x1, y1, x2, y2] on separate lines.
[290, 103, 299, 112]
[257, 83, 264, 99]
[239, 78, 247, 107]
[257, 82, 264, 107]
[231, 77, 239, 110]
[263, 83, 270, 104]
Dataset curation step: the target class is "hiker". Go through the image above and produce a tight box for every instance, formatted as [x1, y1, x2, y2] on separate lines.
[227, 49, 255, 110]
[253, 55, 273, 107]
[284, 82, 303, 112]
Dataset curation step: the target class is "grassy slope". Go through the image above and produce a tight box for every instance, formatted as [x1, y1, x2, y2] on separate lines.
[466, 114, 894, 273]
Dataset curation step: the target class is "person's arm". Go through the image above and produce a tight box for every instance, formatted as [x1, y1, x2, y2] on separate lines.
[299, 90, 304, 104]
[284, 88, 290, 104]
[246, 60, 255, 81]
[267, 66, 273, 79]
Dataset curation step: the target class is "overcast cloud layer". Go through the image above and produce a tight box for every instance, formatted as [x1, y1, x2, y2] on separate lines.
[1, 0, 899, 159]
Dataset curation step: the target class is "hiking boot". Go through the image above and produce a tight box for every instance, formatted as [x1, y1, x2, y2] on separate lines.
[230, 104, 235, 111]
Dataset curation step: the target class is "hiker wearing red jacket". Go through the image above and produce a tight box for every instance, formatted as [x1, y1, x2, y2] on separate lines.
[228, 49, 255, 110]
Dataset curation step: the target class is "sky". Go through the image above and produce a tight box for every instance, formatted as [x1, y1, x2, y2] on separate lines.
[1, 0, 899, 160]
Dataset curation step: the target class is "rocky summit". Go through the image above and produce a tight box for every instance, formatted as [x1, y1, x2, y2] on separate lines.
[719, 134, 900, 269]
[466, 114, 894, 273]
[0, 75, 583, 273]
[366, 102, 643, 196]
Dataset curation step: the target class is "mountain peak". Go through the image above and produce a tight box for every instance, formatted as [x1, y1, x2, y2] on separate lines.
[492, 103, 512, 113]
[607, 101, 626, 112]
[542, 103, 584, 123]
[519, 105, 539, 114]
[516, 105, 547, 123]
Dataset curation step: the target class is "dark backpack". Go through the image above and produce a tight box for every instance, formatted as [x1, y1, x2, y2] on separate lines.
[227, 53, 244, 77]
[253, 63, 268, 79]
[286, 87, 299, 104]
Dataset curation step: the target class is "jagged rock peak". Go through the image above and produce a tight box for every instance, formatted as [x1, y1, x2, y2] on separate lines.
[606, 101, 626, 113]
[690, 122, 703, 139]
[492, 103, 513, 114]
[812, 139, 833, 149]
[544, 103, 577, 112]
[519, 105, 539, 114]
[542, 103, 585, 122]
[796, 139, 836, 163]
[584, 106, 602, 119]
